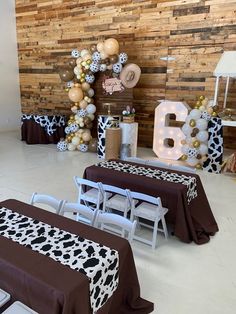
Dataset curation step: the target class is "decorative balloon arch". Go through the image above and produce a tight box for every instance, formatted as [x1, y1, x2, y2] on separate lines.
[57, 38, 141, 152]
[180, 96, 218, 169]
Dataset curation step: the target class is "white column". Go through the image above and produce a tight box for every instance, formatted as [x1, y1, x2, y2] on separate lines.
[120, 122, 138, 157]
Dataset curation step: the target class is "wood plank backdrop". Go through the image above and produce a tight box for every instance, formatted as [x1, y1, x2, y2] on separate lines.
[15, 0, 236, 148]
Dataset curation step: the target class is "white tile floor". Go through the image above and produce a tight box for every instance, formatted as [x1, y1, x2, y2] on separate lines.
[0, 131, 236, 314]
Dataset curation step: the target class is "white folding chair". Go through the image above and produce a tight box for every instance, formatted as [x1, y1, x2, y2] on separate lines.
[128, 191, 168, 249]
[0, 288, 10, 308]
[59, 202, 98, 226]
[30, 192, 65, 214]
[94, 212, 137, 242]
[74, 177, 103, 210]
[2, 301, 38, 313]
[101, 184, 131, 218]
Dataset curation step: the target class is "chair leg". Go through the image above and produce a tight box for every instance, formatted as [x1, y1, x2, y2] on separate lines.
[152, 219, 159, 249]
[161, 216, 168, 239]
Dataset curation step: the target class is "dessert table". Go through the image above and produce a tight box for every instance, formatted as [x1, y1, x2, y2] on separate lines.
[83, 160, 219, 245]
[0, 199, 153, 314]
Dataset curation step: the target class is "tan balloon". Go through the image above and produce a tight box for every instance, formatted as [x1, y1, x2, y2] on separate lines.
[103, 38, 119, 55]
[207, 107, 213, 114]
[76, 57, 83, 65]
[79, 100, 88, 109]
[100, 51, 109, 60]
[82, 132, 91, 142]
[68, 87, 83, 103]
[97, 41, 104, 52]
[83, 54, 92, 62]
[81, 82, 90, 91]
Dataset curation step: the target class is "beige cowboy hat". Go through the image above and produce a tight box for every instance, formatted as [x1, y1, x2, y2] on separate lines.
[120, 63, 141, 88]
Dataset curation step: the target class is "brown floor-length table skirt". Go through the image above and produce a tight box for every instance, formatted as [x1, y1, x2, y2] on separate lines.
[0, 199, 154, 314]
[83, 160, 219, 245]
[21, 117, 65, 144]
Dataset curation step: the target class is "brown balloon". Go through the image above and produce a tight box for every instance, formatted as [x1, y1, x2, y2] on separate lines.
[83, 117, 91, 125]
[59, 67, 75, 82]
[104, 58, 110, 65]
[110, 54, 119, 64]
[68, 59, 76, 68]
[90, 44, 97, 52]
[193, 128, 199, 135]
[88, 138, 98, 152]
[86, 122, 93, 129]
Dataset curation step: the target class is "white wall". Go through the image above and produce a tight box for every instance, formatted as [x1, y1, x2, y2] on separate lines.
[0, 0, 21, 131]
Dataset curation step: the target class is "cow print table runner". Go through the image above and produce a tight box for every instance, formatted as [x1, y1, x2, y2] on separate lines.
[97, 160, 197, 204]
[0, 207, 119, 313]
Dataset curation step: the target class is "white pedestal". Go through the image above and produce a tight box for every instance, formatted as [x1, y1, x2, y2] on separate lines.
[120, 122, 138, 157]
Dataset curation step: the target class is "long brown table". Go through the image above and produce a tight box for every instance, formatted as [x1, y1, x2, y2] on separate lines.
[83, 160, 219, 245]
[0, 199, 153, 314]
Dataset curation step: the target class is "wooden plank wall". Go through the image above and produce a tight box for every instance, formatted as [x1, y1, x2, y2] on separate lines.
[15, 0, 236, 148]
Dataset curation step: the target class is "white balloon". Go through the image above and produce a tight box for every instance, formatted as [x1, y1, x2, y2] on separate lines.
[186, 157, 198, 167]
[80, 49, 89, 57]
[182, 123, 192, 136]
[87, 88, 94, 98]
[181, 145, 189, 154]
[71, 136, 80, 146]
[185, 116, 191, 124]
[189, 109, 202, 120]
[68, 143, 76, 151]
[86, 104, 96, 114]
[88, 114, 95, 121]
[196, 131, 208, 142]
[196, 118, 208, 131]
[186, 136, 193, 145]
[199, 143, 208, 155]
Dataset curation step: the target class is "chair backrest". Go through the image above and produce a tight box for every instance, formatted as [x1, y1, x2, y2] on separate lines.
[146, 159, 171, 169]
[94, 212, 137, 242]
[74, 177, 103, 204]
[30, 192, 64, 214]
[128, 191, 162, 209]
[101, 184, 129, 197]
[59, 202, 97, 226]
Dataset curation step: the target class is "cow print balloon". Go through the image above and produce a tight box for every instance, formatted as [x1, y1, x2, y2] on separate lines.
[90, 62, 100, 73]
[57, 140, 68, 152]
[187, 147, 198, 158]
[119, 52, 128, 64]
[92, 52, 101, 62]
[85, 74, 95, 83]
[71, 49, 80, 58]
[113, 62, 123, 73]
[79, 144, 89, 152]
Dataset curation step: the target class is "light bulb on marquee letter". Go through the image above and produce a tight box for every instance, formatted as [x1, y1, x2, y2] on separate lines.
[153, 101, 189, 160]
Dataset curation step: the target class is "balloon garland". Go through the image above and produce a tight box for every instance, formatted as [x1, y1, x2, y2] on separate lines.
[57, 38, 141, 152]
[180, 96, 218, 169]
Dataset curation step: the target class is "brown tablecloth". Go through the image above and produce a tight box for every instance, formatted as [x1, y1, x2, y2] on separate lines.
[0, 199, 153, 314]
[83, 160, 219, 244]
[21, 118, 65, 144]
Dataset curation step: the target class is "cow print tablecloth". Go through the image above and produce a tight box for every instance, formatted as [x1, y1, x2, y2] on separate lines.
[0, 207, 119, 313]
[97, 160, 197, 204]
[21, 115, 66, 136]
